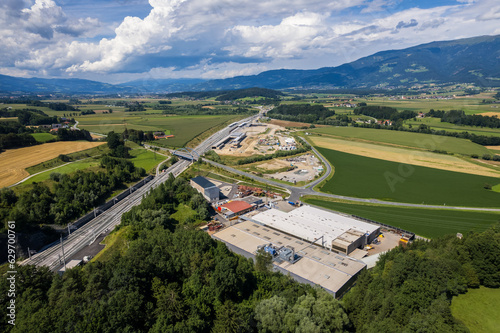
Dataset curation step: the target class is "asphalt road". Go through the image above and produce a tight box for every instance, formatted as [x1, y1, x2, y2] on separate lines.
[21, 114, 260, 271]
[203, 145, 500, 212]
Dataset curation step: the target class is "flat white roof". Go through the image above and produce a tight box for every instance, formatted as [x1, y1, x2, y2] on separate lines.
[214, 220, 366, 294]
[250, 205, 379, 248]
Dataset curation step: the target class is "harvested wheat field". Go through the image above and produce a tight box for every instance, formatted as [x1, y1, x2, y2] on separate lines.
[485, 146, 500, 152]
[478, 112, 500, 118]
[309, 136, 500, 178]
[0, 141, 104, 188]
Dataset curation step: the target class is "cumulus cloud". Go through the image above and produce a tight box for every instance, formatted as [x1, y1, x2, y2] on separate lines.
[0, 0, 499, 81]
[227, 12, 330, 58]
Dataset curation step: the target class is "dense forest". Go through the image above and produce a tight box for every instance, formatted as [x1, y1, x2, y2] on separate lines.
[214, 88, 284, 101]
[344, 227, 500, 332]
[0, 108, 58, 126]
[156, 104, 254, 116]
[267, 104, 335, 123]
[0, 108, 91, 151]
[2, 174, 498, 332]
[163, 87, 283, 101]
[0, 153, 145, 263]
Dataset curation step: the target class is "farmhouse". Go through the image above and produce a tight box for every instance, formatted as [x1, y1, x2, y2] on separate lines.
[247, 205, 380, 255]
[190, 176, 219, 201]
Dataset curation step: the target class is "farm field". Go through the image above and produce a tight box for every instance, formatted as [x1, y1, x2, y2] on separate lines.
[350, 95, 496, 114]
[31, 133, 57, 142]
[76, 112, 243, 147]
[308, 136, 500, 177]
[310, 126, 491, 156]
[405, 117, 500, 137]
[0, 141, 104, 188]
[24, 159, 101, 184]
[303, 197, 500, 238]
[315, 147, 500, 207]
[451, 287, 500, 333]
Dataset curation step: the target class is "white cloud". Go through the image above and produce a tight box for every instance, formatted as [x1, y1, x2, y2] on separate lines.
[0, 0, 499, 81]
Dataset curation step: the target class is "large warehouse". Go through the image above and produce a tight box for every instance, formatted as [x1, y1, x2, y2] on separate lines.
[190, 176, 219, 201]
[247, 205, 380, 255]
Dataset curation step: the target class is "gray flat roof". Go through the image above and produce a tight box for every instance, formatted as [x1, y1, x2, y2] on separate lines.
[191, 176, 217, 189]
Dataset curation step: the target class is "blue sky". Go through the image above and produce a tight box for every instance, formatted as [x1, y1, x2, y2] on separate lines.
[0, 0, 499, 83]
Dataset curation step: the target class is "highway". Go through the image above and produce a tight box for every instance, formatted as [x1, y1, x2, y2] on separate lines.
[20, 112, 260, 271]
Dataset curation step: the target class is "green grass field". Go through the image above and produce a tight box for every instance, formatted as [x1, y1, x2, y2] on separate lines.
[25, 144, 108, 175]
[303, 197, 500, 238]
[24, 160, 101, 184]
[311, 126, 491, 156]
[30, 133, 57, 143]
[76, 112, 242, 147]
[316, 147, 500, 207]
[129, 147, 167, 172]
[451, 287, 500, 333]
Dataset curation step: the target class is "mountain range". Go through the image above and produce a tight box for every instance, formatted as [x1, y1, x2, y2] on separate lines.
[1, 34, 499, 94]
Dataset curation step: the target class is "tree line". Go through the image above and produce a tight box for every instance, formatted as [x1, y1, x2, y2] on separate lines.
[27, 100, 78, 111]
[354, 105, 418, 121]
[428, 109, 500, 129]
[0, 156, 145, 233]
[350, 121, 500, 147]
[215, 87, 284, 101]
[267, 104, 335, 123]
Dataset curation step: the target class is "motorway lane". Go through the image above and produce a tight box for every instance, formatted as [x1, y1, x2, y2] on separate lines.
[21, 115, 258, 271]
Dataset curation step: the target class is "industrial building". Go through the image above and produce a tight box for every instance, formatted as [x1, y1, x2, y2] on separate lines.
[219, 200, 254, 219]
[190, 176, 219, 201]
[213, 220, 367, 297]
[246, 205, 380, 255]
[211, 132, 246, 149]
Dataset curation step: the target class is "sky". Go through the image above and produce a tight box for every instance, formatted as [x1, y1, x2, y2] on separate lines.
[0, 0, 499, 83]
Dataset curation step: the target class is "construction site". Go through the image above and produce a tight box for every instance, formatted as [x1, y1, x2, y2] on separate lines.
[213, 121, 297, 156]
